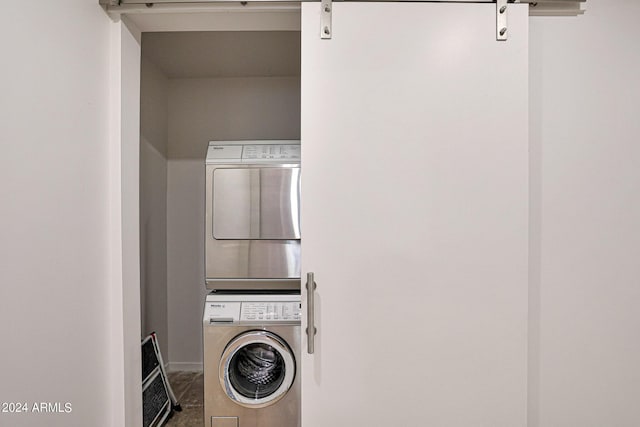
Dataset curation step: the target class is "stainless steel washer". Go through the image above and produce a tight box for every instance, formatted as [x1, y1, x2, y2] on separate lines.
[203, 293, 301, 427]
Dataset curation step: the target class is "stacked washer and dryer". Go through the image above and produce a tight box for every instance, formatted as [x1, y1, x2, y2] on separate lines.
[203, 141, 302, 427]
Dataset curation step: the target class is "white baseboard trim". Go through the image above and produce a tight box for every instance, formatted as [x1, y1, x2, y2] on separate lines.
[167, 362, 203, 372]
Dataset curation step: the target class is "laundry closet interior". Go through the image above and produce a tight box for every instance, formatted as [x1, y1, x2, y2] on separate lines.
[138, 11, 302, 371]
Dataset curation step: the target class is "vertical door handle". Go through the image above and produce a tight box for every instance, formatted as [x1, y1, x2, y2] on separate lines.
[306, 272, 317, 354]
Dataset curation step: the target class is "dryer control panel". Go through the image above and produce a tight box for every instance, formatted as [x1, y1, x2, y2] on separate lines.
[206, 141, 300, 164]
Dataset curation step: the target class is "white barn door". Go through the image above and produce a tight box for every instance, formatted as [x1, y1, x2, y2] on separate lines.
[301, 3, 529, 426]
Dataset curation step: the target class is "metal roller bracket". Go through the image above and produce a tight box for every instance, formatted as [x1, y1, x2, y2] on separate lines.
[497, 0, 508, 41]
[321, 0, 332, 39]
[306, 272, 317, 354]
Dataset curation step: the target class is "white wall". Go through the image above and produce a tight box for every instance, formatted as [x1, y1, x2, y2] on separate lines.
[140, 58, 169, 157]
[166, 76, 300, 369]
[0, 1, 114, 426]
[168, 76, 301, 158]
[140, 58, 169, 357]
[529, 1, 640, 425]
[110, 17, 143, 427]
[166, 159, 207, 370]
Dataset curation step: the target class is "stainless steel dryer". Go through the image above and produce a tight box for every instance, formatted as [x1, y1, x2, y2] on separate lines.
[203, 293, 301, 427]
[205, 140, 301, 291]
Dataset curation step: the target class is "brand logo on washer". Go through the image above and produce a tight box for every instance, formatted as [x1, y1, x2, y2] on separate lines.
[212, 147, 224, 150]
[211, 304, 225, 308]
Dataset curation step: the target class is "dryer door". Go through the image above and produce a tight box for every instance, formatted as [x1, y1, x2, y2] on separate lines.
[219, 331, 296, 408]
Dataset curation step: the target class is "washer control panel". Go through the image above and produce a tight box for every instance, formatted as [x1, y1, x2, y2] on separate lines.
[204, 297, 301, 323]
[240, 302, 301, 321]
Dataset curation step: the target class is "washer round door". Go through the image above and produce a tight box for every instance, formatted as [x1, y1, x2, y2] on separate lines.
[219, 330, 296, 408]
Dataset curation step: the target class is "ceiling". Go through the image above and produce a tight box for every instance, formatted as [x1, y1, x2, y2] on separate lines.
[142, 31, 301, 79]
